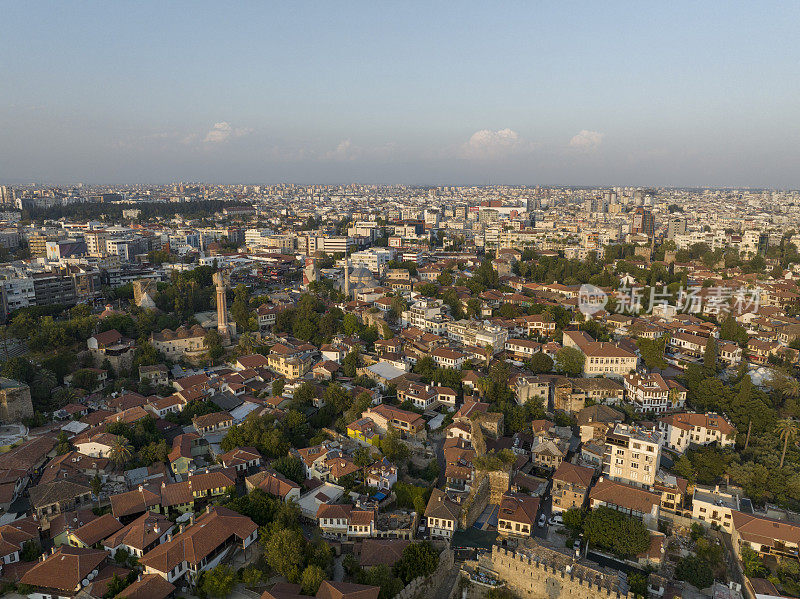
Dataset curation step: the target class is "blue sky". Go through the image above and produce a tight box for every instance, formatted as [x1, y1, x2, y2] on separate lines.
[1, 1, 799, 186]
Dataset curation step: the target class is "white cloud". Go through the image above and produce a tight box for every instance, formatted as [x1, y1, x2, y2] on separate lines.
[325, 139, 358, 161]
[569, 130, 604, 150]
[203, 121, 253, 143]
[322, 139, 397, 162]
[460, 128, 529, 159]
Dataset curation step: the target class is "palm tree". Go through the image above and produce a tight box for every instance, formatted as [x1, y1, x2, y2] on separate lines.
[109, 436, 133, 468]
[52, 387, 78, 407]
[32, 369, 57, 401]
[776, 418, 799, 468]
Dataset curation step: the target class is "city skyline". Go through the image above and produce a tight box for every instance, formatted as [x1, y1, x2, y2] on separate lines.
[2, 2, 800, 187]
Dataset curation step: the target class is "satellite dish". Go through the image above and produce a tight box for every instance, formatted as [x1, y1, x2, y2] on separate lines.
[87, 572, 96, 580]
[82, 579, 90, 586]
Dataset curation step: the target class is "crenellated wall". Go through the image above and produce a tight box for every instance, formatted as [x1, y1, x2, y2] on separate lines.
[490, 546, 630, 599]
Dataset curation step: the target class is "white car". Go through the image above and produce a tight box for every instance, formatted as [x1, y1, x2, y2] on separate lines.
[537, 514, 547, 528]
[573, 539, 581, 551]
[548, 514, 563, 526]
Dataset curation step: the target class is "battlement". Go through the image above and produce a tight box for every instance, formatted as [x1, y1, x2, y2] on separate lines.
[491, 545, 629, 599]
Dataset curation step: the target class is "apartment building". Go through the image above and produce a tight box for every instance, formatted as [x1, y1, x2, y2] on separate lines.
[623, 372, 687, 414]
[448, 319, 508, 350]
[602, 424, 662, 489]
[658, 412, 737, 453]
[401, 299, 448, 334]
[349, 248, 395, 274]
[431, 347, 469, 369]
[692, 486, 740, 532]
[562, 330, 637, 378]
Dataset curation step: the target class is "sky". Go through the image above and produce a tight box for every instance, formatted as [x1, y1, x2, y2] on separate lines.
[1, 1, 799, 187]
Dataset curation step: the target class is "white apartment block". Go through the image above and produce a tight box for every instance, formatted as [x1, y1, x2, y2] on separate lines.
[658, 412, 737, 453]
[447, 319, 508, 351]
[602, 424, 662, 489]
[401, 299, 448, 334]
[349, 248, 395, 275]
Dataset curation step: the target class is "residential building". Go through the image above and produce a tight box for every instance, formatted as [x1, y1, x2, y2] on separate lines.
[551, 462, 594, 514]
[139, 506, 258, 584]
[497, 493, 540, 537]
[624, 372, 687, 414]
[424, 489, 460, 539]
[658, 412, 737, 453]
[602, 424, 662, 489]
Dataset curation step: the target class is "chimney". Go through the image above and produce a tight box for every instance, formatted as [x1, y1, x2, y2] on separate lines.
[206, 504, 211, 514]
[138, 485, 144, 492]
[714, 484, 720, 493]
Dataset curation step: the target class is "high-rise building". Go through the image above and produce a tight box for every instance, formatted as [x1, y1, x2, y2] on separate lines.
[631, 207, 655, 238]
[0, 186, 14, 205]
[667, 217, 686, 239]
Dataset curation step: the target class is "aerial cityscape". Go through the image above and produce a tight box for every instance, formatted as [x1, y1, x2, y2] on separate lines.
[1, 4, 800, 599]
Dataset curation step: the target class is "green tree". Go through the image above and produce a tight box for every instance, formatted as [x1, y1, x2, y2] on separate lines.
[71, 368, 99, 391]
[703, 337, 718, 372]
[555, 346, 585, 377]
[272, 455, 304, 484]
[56, 431, 71, 455]
[31, 369, 57, 402]
[358, 564, 403, 599]
[91, 473, 102, 497]
[380, 426, 409, 462]
[241, 564, 264, 587]
[300, 564, 326, 595]
[292, 382, 316, 405]
[583, 507, 650, 558]
[204, 329, 225, 364]
[776, 418, 799, 468]
[263, 527, 306, 582]
[342, 349, 361, 378]
[528, 352, 553, 374]
[20, 540, 41, 562]
[198, 564, 237, 598]
[675, 555, 714, 589]
[562, 508, 586, 532]
[740, 545, 769, 578]
[272, 377, 285, 397]
[393, 541, 439, 584]
[231, 284, 254, 332]
[343, 313, 362, 337]
[108, 436, 133, 468]
[636, 334, 669, 370]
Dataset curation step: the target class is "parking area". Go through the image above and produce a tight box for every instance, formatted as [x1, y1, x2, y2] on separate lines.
[474, 504, 499, 531]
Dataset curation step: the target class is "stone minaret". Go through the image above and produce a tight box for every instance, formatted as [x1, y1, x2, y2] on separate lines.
[213, 271, 229, 335]
[344, 257, 350, 299]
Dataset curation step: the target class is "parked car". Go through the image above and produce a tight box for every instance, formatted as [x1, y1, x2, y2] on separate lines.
[548, 514, 563, 526]
[573, 539, 581, 551]
[538, 514, 547, 528]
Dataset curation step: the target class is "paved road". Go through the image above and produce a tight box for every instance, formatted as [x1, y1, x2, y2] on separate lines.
[432, 435, 446, 487]
[533, 495, 552, 539]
